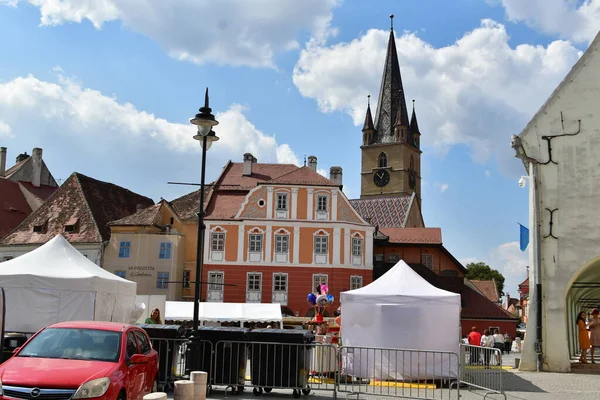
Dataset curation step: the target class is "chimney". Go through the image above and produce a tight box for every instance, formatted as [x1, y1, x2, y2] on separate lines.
[0, 147, 6, 177]
[243, 153, 257, 176]
[329, 166, 343, 187]
[16, 152, 29, 163]
[307, 156, 317, 172]
[31, 148, 43, 187]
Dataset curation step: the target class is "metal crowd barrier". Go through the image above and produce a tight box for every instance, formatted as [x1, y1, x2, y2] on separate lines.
[338, 346, 460, 400]
[146, 337, 506, 400]
[458, 344, 506, 399]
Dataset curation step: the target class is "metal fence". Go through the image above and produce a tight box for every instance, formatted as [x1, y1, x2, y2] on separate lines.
[146, 337, 506, 400]
[458, 344, 506, 399]
[337, 346, 460, 400]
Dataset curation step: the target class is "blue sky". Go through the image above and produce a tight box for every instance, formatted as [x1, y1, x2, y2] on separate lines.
[1, 0, 598, 296]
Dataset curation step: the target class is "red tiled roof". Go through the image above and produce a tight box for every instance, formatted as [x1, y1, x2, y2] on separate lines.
[220, 162, 297, 189]
[18, 181, 57, 201]
[470, 280, 500, 303]
[461, 286, 518, 320]
[1, 172, 154, 245]
[108, 203, 162, 226]
[0, 180, 32, 240]
[350, 194, 413, 228]
[379, 227, 442, 244]
[205, 191, 249, 220]
[519, 277, 529, 288]
[266, 166, 338, 187]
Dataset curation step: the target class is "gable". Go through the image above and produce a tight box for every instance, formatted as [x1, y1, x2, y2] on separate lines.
[337, 195, 365, 224]
[237, 186, 268, 219]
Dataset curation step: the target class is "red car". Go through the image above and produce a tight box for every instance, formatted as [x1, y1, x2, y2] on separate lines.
[0, 321, 159, 400]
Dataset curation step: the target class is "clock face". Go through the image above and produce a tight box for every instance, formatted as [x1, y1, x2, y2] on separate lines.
[373, 169, 390, 187]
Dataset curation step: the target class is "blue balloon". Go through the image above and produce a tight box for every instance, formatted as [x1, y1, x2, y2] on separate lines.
[307, 293, 317, 305]
[327, 294, 334, 303]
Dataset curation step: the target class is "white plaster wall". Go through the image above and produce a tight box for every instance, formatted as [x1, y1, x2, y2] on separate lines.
[518, 38, 600, 372]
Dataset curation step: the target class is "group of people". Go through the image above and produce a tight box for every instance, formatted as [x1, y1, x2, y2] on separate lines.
[467, 326, 513, 366]
[577, 309, 600, 364]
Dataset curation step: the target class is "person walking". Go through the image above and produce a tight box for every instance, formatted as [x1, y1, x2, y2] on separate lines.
[577, 311, 591, 363]
[589, 309, 600, 364]
[503, 332, 511, 355]
[480, 329, 495, 367]
[468, 326, 482, 365]
[493, 329, 505, 365]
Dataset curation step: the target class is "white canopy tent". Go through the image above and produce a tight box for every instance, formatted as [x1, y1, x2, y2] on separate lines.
[165, 301, 283, 328]
[340, 260, 461, 380]
[0, 234, 137, 333]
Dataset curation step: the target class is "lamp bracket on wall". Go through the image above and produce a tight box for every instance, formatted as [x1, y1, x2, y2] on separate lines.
[540, 111, 581, 165]
[544, 208, 558, 239]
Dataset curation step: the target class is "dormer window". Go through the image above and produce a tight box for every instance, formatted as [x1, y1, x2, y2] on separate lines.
[33, 219, 48, 233]
[64, 217, 78, 233]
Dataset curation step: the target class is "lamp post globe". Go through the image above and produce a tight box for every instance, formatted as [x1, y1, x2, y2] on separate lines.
[186, 87, 219, 375]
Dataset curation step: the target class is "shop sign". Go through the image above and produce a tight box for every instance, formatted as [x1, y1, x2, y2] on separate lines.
[128, 266, 155, 277]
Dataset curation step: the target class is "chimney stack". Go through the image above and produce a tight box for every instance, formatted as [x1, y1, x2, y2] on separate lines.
[31, 148, 43, 187]
[0, 147, 6, 177]
[307, 156, 317, 172]
[329, 166, 343, 187]
[16, 152, 29, 163]
[243, 153, 257, 176]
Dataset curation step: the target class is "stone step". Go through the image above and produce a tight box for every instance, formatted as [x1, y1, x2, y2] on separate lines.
[571, 362, 600, 374]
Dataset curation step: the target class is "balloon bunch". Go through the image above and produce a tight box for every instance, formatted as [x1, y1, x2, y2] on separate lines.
[307, 284, 334, 317]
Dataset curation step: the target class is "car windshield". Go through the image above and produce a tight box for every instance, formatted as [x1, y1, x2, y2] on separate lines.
[18, 328, 121, 362]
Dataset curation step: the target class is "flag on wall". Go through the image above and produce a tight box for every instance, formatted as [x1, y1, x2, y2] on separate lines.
[519, 223, 529, 252]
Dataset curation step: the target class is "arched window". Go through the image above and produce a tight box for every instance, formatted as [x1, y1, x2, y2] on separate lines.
[378, 152, 388, 168]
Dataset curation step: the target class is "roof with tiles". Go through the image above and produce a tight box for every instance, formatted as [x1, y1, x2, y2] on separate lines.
[0, 172, 154, 245]
[108, 203, 162, 226]
[220, 162, 297, 189]
[379, 227, 442, 244]
[350, 194, 413, 228]
[265, 166, 339, 187]
[470, 280, 500, 304]
[0, 180, 32, 240]
[461, 285, 518, 320]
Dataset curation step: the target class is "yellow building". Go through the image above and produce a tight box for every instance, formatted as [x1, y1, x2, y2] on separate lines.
[103, 200, 186, 301]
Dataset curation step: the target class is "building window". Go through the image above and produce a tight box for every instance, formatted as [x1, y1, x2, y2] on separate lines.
[208, 272, 224, 291]
[159, 242, 172, 259]
[388, 253, 400, 263]
[275, 235, 289, 253]
[274, 273, 287, 292]
[352, 238, 363, 256]
[375, 254, 384, 262]
[115, 270, 126, 279]
[119, 241, 131, 258]
[183, 270, 191, 288]
[211, 233, 225, 251]
[276, 193, 288, 211]
[156, 272, 169, 289]
[421, 254, 433, 270]
[317, 195, 328, 212]
[314, 236, 328, 254]
[247, 273, 262, 291]
[313, 274, 328, 290]
[249, 234, 263, 252]
[378, 152, 387, 168]
[350, 275, 363, 290]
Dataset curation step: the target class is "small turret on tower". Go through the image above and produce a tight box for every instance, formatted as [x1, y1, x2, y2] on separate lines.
[362, 95, 375, 145]
[410, 99, 421, 149]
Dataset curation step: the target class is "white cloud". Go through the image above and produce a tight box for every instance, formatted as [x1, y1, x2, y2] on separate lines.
[317, 168, 328, 178]
[459, 257, 478, 266]
[485, 169, 492, 177]
[496, 0, 600, 43]
[439, 183, 449, 193]
[0, 71, 299, 165]
[2, 0, 340, 68]
[0, 120, 13, 137]
[490, 241, 529, 295]
[293, 19, 582, 172]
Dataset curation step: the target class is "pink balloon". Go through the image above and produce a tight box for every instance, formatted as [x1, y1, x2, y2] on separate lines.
[320, 284, 329, 294]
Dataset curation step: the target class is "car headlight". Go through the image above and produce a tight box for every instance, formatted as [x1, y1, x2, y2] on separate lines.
[73, 378, 110, 399]
[0, 378, 3, 396]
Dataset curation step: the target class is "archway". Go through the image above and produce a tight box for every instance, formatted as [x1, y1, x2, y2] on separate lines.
[565, 256, 600, 363]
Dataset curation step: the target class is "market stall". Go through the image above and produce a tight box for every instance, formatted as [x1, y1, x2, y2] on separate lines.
[0, 234, 137, 333]
[340, 260, 461, 380]
[165, 301, 283, 328]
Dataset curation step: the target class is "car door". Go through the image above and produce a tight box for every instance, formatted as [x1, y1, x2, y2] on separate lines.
[125, 330, 145, 400]
[133, 329, 155, 393]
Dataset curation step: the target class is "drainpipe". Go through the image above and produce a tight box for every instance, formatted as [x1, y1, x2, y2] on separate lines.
[530, 161, 543, 372]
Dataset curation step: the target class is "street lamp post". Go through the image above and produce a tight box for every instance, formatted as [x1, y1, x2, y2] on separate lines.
[186, 88, 219, 372]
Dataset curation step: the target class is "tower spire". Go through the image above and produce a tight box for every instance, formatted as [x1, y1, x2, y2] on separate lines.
[362, 95, 374, 131]
[373, 15, 409, 142]
[410, 99, 421, 149]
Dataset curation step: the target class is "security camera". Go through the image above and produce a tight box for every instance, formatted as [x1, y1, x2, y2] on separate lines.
[510, 135, 521, 150]
[518, 177, 527, 188]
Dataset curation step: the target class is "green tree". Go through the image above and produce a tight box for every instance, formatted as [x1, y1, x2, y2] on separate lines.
[465, 262, 505, 295]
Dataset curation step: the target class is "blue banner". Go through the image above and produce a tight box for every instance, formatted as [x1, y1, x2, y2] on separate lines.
[519, 223, 529, 252]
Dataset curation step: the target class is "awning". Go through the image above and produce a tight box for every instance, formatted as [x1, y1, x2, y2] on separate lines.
[165, 301, 283, 325]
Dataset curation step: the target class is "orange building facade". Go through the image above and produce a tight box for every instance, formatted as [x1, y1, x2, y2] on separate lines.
[172, 155, 375, 317]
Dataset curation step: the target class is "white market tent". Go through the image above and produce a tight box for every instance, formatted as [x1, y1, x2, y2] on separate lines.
[165, 301, 283, 328]
[340, 260, 461, 380]
[0, 234, 137, 333]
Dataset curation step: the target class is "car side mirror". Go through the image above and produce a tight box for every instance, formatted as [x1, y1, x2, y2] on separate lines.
[129, 354, 149, 364]
[12, 347, 21, 354]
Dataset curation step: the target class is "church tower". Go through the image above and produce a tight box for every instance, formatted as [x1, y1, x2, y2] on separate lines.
[360, 15, 422, 202]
